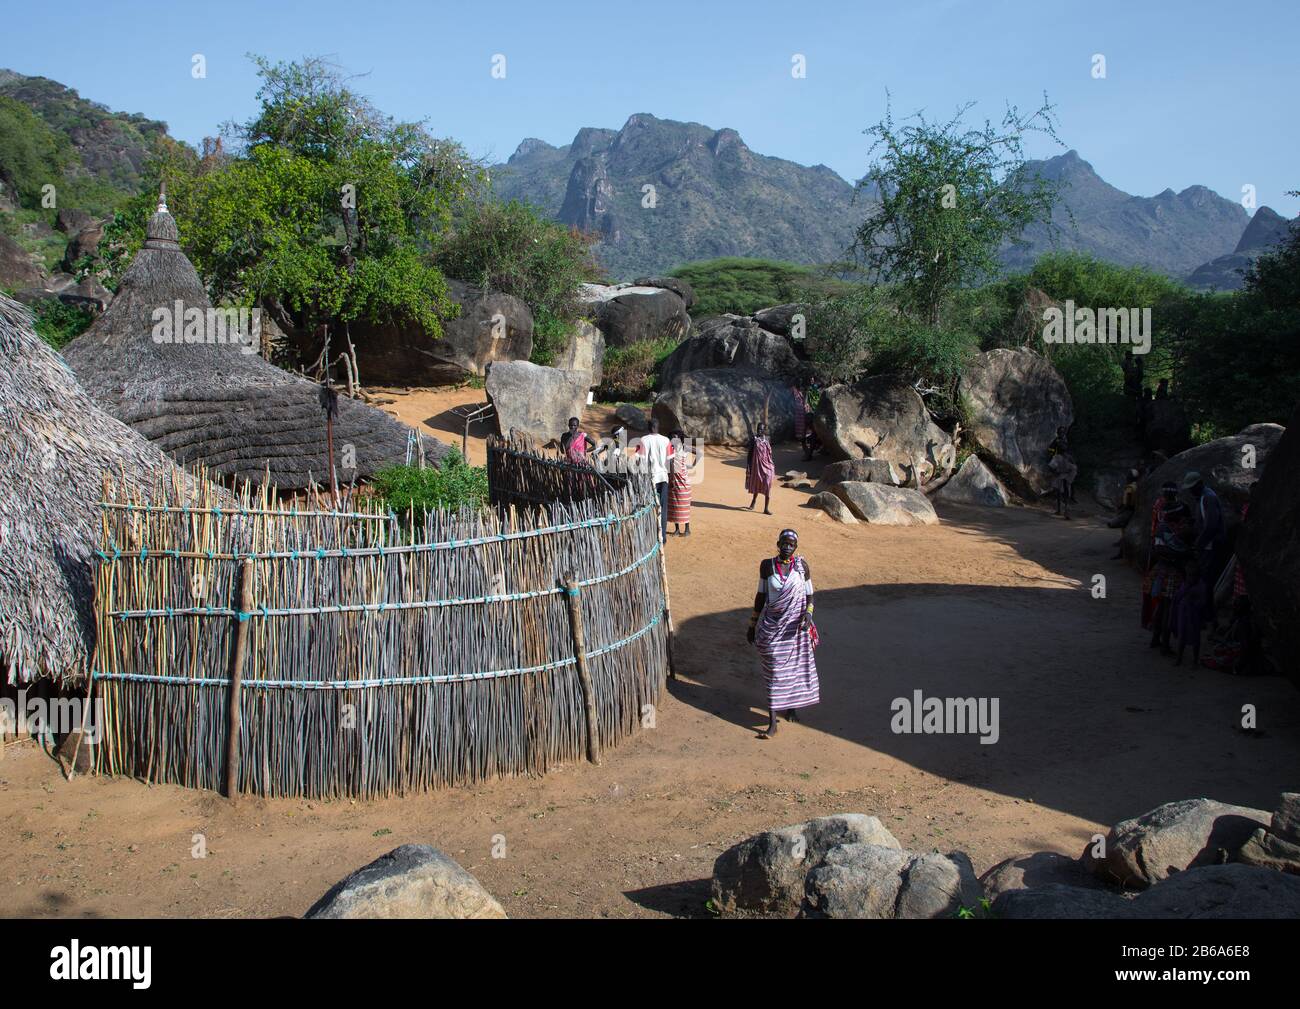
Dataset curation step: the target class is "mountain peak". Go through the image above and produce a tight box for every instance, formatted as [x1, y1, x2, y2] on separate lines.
[1236, 205, 1292, 253]
[509, 138, 554, 163]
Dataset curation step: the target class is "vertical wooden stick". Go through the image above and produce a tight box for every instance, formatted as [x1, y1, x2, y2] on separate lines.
[225, 557, 255, 799]
[562, 572, 601, 766]
[656, 541, 678, 680]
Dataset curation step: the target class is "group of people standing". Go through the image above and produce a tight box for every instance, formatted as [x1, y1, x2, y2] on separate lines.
[1140, 471, 1253, 670]
[561, 416, 694, 542]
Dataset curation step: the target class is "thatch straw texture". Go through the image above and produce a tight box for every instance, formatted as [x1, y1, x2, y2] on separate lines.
[0, 293, 213, 686]
[91, 443, 670, 796]
[62, 202, 448, 489]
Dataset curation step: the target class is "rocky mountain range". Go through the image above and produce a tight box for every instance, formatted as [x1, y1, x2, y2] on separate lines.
[492, 114, 1285, 284]
[492, 114, 863, 281]
[0, 68, 1290, 297]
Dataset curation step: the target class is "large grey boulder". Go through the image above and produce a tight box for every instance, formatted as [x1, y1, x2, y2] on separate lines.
[305, 845, 506, 919]
[801, 844, 983, 919]
[830, 481, 939, 526]
[813, 374, 954, 482]
[980, 850, 1108, 901]
[1236, 792, 1300, 873]
[0, 233, 45, 290]
[633, 275, 695, 310]
[487, 360, 591, 445]
[1132, 863, 1300, 918]
[819, 457, 903, 488]
[352, 279, 533, 384]
[1236, 829, 1300, 874]
[992, 884, 1136, 919]
[580, 282, 690, 348]
[658, 316, 802, 390]
[711, 814, 899, 917]
[653, 368, 798, 445]
[753, 303, 806, 339]
[959, 348, 1073, 497]
[550, 318, 604, 386]
[1237, 409, 1298, 684]
[60, 220, 105, 272]
[55, 208, 96, 235]
[1123, 423, 1284, 562]
[1084, 798, 1272, 889]
[808, 491, 858, 524]
[933, 455, 1011, 507]
[1271, 793, 1300, 845]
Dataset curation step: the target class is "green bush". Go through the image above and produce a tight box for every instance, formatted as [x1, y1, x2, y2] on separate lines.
[372, 449, 488, 518]
[597, 336, 681, 402]
[435, 199, 600, 325]
[29, 297, 95, 349]
[668, 257, 851, 318]
[530, 305, 572, 367]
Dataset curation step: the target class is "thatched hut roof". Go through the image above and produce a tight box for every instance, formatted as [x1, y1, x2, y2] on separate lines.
[0, 293, 205, 685]
[62, 197, 447, 489]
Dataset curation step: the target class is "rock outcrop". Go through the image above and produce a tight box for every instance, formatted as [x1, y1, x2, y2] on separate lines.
[352, 279, 534, 385]
[933, 455, 1011, 507]
[958, 348, 1073, 497]
[710, 814, 900, 917]
[812, 374, 954, 482]
[487, 360, 592, 444]
[579, 281, 690, 348]
[829, 482, 939, 526]
[658, 315, 802, 391]
[305, 845, 506, 919]
[653, 368, 798, 444]
[1082, 798, 1271, 889]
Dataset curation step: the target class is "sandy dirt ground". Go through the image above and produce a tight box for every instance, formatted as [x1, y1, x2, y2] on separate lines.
[3, 386, 1296, 919]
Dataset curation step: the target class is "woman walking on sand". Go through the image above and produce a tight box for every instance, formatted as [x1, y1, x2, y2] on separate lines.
[746, 528, 819, 738]
[745, 422, 775, 514]
[668, 429, 693, 535]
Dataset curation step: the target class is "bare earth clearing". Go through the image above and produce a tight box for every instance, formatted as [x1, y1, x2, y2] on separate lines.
[3, 386, 1296, 919]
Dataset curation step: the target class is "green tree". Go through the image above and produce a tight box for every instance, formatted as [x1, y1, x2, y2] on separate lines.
[433, 197, 601, 363]
[103, 55, 485, 370]
[854, 96, 1064, 325]
[667, 257, 852, 318]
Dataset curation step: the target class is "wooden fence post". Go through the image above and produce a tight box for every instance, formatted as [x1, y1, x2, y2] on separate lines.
[224, 557, 255, 799]
[656, 542, 678, 680]
[562, 571, 602, 766]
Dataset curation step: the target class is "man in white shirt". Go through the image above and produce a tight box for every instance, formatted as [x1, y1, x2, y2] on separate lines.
[635, 417, 674, 543]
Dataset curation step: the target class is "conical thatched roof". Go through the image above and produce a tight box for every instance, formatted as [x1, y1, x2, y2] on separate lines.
[62, 197, 447, 489]
[0, 293, 205, 685]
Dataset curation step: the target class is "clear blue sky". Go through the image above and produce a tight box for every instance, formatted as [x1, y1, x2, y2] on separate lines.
[3, 0, 1296, 215]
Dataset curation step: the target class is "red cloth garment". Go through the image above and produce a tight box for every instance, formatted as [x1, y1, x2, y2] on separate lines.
[746, 436, 774, 495]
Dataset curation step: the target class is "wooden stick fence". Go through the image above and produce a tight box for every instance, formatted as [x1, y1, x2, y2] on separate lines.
[89, 443, 670, 798]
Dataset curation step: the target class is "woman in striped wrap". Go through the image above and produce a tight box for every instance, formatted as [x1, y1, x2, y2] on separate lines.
[667, 429, 693, 535]
[747, 528, 819, 738]
[745, 422, 775, 514]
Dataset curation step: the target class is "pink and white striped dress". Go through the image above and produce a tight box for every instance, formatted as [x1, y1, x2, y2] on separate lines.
[755, 556, 820, 710]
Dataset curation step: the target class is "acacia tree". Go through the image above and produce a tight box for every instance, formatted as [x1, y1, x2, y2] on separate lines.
[853, 96, 1065, 325]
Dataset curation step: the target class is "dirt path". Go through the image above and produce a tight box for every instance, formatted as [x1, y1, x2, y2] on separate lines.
[3, 388, 1296, 919]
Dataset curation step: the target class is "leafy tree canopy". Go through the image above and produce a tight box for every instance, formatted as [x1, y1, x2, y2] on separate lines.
[854, 95, 1064, 325]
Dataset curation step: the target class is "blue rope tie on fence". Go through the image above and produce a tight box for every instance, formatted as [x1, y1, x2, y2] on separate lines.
[91, 613, 663, 689]
[105, 539, 662, 620]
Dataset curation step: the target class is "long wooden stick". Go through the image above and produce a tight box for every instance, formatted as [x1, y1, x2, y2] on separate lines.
[562, 572, 601, 766]
[224, 558, 255, 799]
[657, 542, 678, 680]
